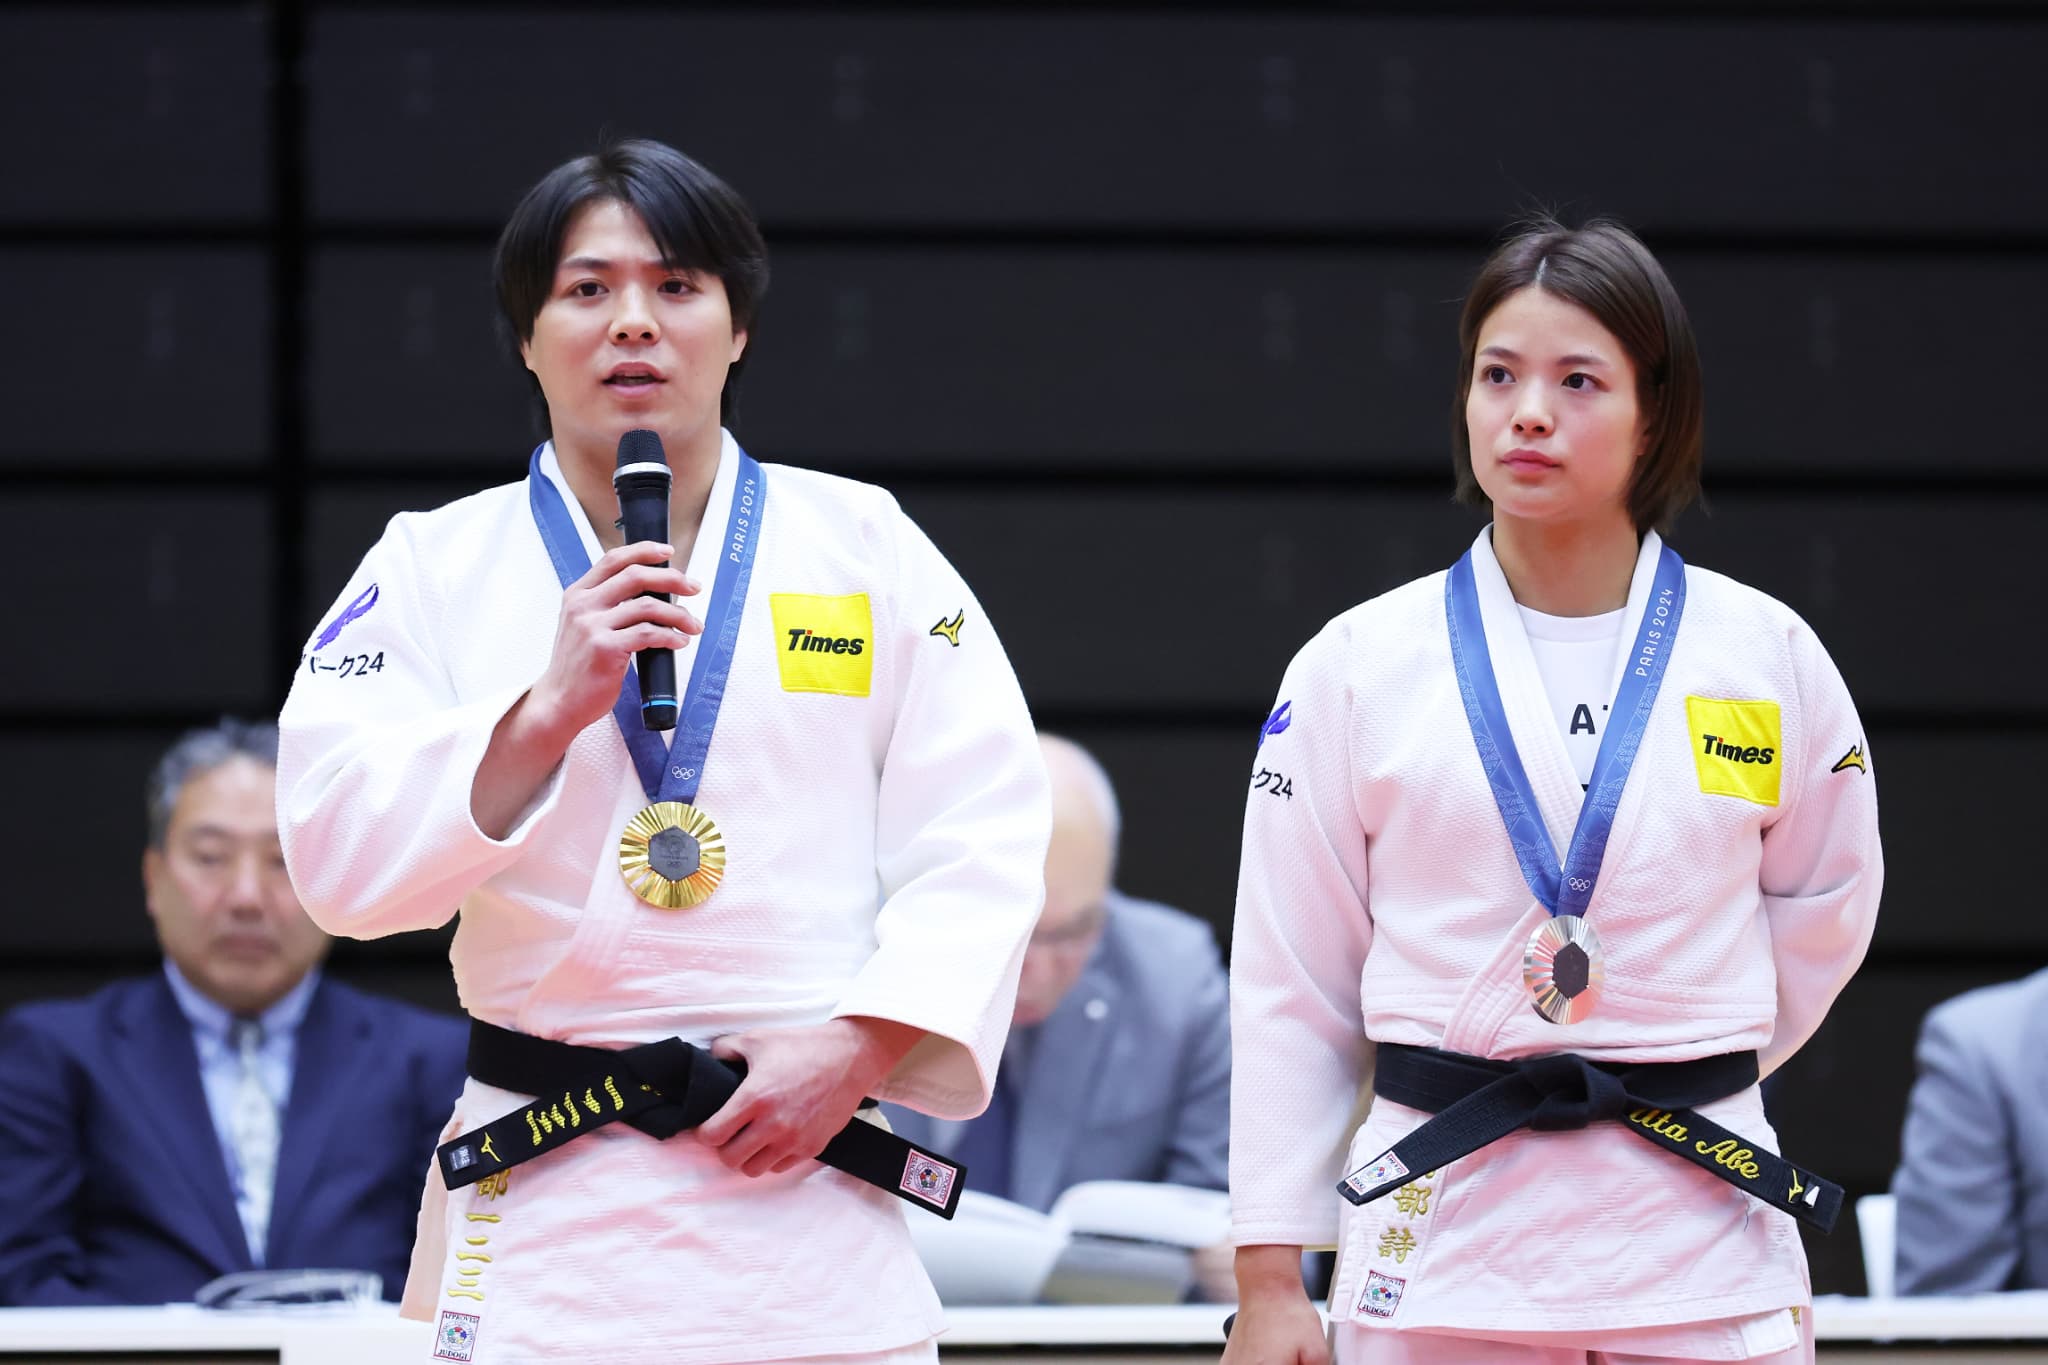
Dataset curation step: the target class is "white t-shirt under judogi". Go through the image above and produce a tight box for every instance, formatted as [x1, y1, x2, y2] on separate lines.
[1519, 603, 1623, 793]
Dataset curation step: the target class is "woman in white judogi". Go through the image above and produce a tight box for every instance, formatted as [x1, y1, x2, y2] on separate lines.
[1225, 219, 1881, 1365]
[277, 142, 1048, 1365]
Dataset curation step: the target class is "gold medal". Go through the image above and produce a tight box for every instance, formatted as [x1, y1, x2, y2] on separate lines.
[1525, 917, 1604, 1025]
[618, 801, 726, 909]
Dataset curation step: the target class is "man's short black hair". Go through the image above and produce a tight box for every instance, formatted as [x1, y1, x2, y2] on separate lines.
[493, 139, 769, 432]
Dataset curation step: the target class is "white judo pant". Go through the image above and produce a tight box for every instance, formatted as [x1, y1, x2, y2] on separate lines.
[425, 1340, 938, 1365]
[754, 1344, 939, 1365]
[1335, 1309, 1815, 1365]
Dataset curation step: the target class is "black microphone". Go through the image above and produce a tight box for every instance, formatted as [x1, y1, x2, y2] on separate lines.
[613, 429, 678, 731]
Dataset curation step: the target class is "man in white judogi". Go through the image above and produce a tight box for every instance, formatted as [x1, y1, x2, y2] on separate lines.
[278, 142, 1048, 1365]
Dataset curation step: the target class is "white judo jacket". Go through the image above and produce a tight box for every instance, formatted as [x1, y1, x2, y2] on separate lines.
[278, 435, 1049, 1365]
[1230, 528, 1881, 1346]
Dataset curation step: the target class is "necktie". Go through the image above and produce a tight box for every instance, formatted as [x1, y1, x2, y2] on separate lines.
[229, 1020, 280, 1265]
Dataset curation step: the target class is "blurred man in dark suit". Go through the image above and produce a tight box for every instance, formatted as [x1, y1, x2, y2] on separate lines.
[1893, 969, 2048, 1294]
[0, 719, 466, 1306]
[887, 734, 1231, 1210]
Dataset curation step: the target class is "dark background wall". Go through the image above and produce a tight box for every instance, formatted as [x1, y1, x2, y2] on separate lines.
[2, 3, 2042, 1294]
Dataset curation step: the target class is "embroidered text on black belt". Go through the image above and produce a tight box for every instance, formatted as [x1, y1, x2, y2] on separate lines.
[1337, 1044, 1841, 1233]
[435, 1020, 966, 1218]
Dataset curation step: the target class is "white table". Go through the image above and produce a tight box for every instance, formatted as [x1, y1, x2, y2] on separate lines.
[7, 1297, 2048, 1363]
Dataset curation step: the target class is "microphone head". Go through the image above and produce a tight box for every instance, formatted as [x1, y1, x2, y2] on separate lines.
[615, 428, 667, 472]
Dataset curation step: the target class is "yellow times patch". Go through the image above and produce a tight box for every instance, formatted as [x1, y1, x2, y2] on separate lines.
[1685, 696, 1783, 807]
[769, 593, 874, 697]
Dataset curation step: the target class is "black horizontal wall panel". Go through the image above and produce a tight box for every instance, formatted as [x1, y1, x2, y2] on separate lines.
[1822, 733, 2030, 954]
[0, 492, 274, 710]
[308, 12, 2048, 232]
[751, 248, 1469, 467]
[307, 483, 2042, 715]
[307, 246, 532, 465]
[1670, 254, 2044, 476]
[0, 8, 270, 225]
[1664, 495, 2035, 716]
[307, 243, 2048, 473]
[0, 249, 272, 464]
[912, 488, 2036, 715]
[761, 250, 2048, 475]
[0, 729, 185, 959]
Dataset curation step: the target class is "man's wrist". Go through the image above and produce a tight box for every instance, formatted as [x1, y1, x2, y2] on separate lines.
[501, 686, 579, 759]
[834, 1015, 924, 1091]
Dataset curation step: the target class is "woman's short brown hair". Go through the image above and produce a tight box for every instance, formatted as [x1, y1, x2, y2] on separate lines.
[1451, 216, 1703, 535]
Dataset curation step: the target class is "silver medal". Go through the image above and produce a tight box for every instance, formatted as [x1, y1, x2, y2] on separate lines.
[1526, 917, 1604, 1024]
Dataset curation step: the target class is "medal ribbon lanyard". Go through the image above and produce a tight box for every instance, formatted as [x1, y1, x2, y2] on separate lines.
[526, 445, 767, 806]
[1443, 542, 1687, 919]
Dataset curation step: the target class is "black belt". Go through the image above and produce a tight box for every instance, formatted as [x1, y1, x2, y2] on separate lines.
[1337, 1043, 1842, 1233]
[433, 1020, 967, 1218]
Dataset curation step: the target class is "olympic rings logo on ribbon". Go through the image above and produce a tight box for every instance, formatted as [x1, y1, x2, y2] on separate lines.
[1567, 876, 1594, 893]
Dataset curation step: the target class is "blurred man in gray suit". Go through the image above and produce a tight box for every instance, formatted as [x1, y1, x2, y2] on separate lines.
[1892, 968, 2048, 1293]
[886, 734, 1231, 1212]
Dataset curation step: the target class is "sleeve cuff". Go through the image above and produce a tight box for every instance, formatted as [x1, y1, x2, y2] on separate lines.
[456, 686, 570, 850]
[830, 989, 994, 1120]
[1231, 1211, 1341, 1250]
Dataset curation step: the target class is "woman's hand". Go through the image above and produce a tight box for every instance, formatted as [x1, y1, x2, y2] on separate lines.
[1221, 1245, 1328, 1365]
[695, 1017, 923, 1176]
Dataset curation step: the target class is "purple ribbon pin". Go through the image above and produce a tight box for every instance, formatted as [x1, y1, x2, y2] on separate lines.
[1258, 700, 1292, 748]
[314, 583, 380, 652]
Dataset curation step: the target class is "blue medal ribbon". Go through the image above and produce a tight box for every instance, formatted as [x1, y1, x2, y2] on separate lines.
[526, 444, 766, 806]
[1444, 540, 1686, 918]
